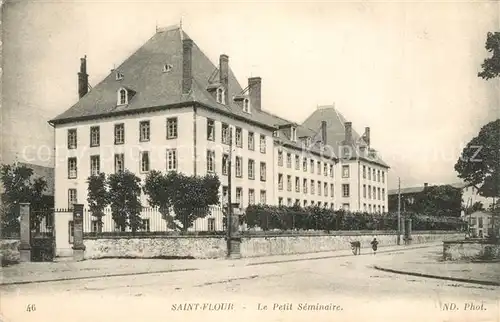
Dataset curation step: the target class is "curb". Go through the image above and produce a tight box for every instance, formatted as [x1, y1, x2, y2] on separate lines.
[372, 265, 500, 287]
[0, 267, 199, 287]
[245, 244, 439, 266]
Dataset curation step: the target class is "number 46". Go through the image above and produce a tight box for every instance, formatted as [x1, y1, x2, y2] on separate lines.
[26, 304, 36, 312]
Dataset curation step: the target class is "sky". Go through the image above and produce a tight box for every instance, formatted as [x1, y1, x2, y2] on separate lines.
[1, 0, 499, 190]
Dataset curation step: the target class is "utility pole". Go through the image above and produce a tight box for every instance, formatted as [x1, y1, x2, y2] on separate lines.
[226, 127, 233, 257]
[397, 177, 401, 245]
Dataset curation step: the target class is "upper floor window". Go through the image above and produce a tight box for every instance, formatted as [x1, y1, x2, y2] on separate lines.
[287, 175, 292, 191]
[166, 149, 177, 171]
[373, 169, 376, 181]
[114, 123, 125, 145]
[323, 163, 328, 177]
[303, 158, 308, 172]
[68, 189, 77, 210]
[118, 88, 128, 105]
[248, 189, 255, 205]
[295, 155, 300, 170]
[235, 156, 243, 178]
[317, 161, 321, 175]
[329, 164, 334, 178]
[235, 127, 243, 148]
[310, 160, 314, 174]
[317, 181, 322, 196]
[368, 167, 372, 180]
[260, 135, 266, 153]
[303, 178, 308, 194]
[291, 126, 297, 141]
[330, 183, 334, 197]
[286, 153, 292, 168]
[207, 119, 215, 141]
[222, 123, 230, 145]
[377, 170, 381, 182]
[90, 155, 100, 176]
[140, 151, 150, 173]
[243, 98, 251, 113]
[139, 121, 150, 142]
[68, 157, 77, 179]
[278, 151, 283, 167]
[278, 173, 284, 190]
[90, 126, 100, 147]
[295, 177, 300, 193]
[260, 162, 266, 181]
[114, 153, 124, 173]
[324, 182, 328, 196]
[248, 159, 255, 180]
[260, 190, 267, 204]
[248, 132, 255, 150]
[342, 184, 350, 197]
[67, 129, 77, 149]
[216, 87, 226, 104]
[166, 117, 178, 139]
[116, 71, 124, 81]
[311, 180, 315, 194]
[342, 165, 350, 178]
[222, 154, 229, 176]
[207, 150, 215, 173]
[382, 171, 385, 183]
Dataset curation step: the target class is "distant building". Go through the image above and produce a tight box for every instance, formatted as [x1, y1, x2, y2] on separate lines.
[464, 210, 498, 239]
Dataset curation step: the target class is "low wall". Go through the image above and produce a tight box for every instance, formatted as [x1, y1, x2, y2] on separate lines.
[240, 231, 463, 258]
[83, 236, 227, 259]
[82, 231, 463, 259]
[443, 239, 500, 261]
[0, 239, 20, 265]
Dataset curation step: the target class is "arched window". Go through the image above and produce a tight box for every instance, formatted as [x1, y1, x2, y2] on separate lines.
[118, 88, 128, 105]
[216, 87, 225, 104]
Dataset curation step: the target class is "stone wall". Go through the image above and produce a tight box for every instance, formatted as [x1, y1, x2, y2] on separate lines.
[0, 239, 20, 265]
[82, 231, 463, 259]
[240, 231, 463, 258]
[83, 236, 227, 259]
[443, 240, 500, 261]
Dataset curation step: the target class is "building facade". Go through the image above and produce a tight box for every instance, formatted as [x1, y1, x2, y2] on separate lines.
[50, 25, 389, 215]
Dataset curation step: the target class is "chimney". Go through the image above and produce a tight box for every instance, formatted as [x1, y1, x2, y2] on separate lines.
[78, 56, 89, 99]
[248, 77, 262, 111]
[219, 54, 229, 104]
[344, 122, 353, 143]
[364, 127, 371, 147]
[182, 38, 194, 94]
[321, 121, 327, 144]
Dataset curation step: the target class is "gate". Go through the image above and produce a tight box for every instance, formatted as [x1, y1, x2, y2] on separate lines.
[30, 209, 56, 261]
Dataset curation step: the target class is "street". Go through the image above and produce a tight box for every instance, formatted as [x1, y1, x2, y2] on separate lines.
[1, 247, 499, 322]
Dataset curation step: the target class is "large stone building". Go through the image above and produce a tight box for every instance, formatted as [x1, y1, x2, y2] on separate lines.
[50, 25, 389, 215]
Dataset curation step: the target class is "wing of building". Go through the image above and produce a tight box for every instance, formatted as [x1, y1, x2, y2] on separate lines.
[49, 25, 389, 214]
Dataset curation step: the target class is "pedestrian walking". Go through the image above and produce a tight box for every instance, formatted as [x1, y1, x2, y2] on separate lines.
[370, 237, 379, 255]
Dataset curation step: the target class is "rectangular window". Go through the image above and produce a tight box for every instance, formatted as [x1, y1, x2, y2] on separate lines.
[373, 169, 376, 181]
[287, 198, 292, 207]
[311, 180, 315, 194]
[222, 186, 228, 205]
[91, 220, 100, 233]
[330, 164, 334, 177]
[373, 187, 376, 200]
[90, 155, 100, 176]
[377, 187, 381, 200]
[342, 184, 350, 197]
[68, 221, 74, 244]
[368, 185, 372, 199]
[278, 151, 283, 167]
[363, 166, 366, 179]
[67, 129, 77, 149]
[278, 174, 284, 190]
[235, 156, 243, 178]
[140, 151, 150, 172]
[68, 157, 77, 179]
[317, 181, 321, 196]
[142, 219, 150, 232]
[330, 184, 334, 197]
[286, 153, 292, 168]
[295, 177, 300, 193]
[249, 189, 255, 205]
[303, 178, 308, 194]
[317, 161, 321, 175]
[248, 159, 255, 180]
[342, 165, 350, 178]
[382, 188, 385, 201]
[324, 182, 328, 196]
[114, 153, 124, 173]
[343, 203, 350, 211]
[324, 163, 328, 177]
[377, 170, 381, 182]
[222, 154, 228, 176]
[68, 189, 77, 210]
[166, 149, 177, 171]
[90, 126, 100, 147]
[235, 127, 243, 148]
[303, 157, 308, 172]
[260, 135, 266, 153]
[287, 175, 292, 191]
[310, 160, 314, 174]
[295, 155, 300, 170]
[382, 171, 385, 183]
[222, 123, 230, 144]
[114, 123, 125, 144]
[207, 150, 215, 173]
[260, 162, 266, 181]
[248, 132, 255, 150]
[207, 118, 215, 141]
[368, 167, 372, 180]
[139, 121, 150, 142]
[236, 187, 243, 208]
[166, 117, 178, 139]
[260, 190, 267, 204]
[208, 218, 216, 231]
[363, 184, 367, 198]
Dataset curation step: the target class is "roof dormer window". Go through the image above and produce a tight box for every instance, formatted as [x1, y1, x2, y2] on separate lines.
[243, 98, 251, 113]
[116, 71, 124, 81]
[162, 64, 173, 73]
[291, 126, 297, 142]
[273, 130, 279, 138]
[118, 88, 128, 106]
[216, 87, 226, 104]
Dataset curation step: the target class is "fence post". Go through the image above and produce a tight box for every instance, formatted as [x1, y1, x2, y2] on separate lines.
[72, 204, 86, 261]
[19, 203, 31, 262]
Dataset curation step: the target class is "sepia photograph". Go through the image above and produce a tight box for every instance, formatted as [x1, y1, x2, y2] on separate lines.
[0, 1, 499, 321]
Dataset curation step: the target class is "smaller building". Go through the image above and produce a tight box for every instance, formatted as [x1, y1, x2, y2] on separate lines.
[463, 210, 498, 239]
